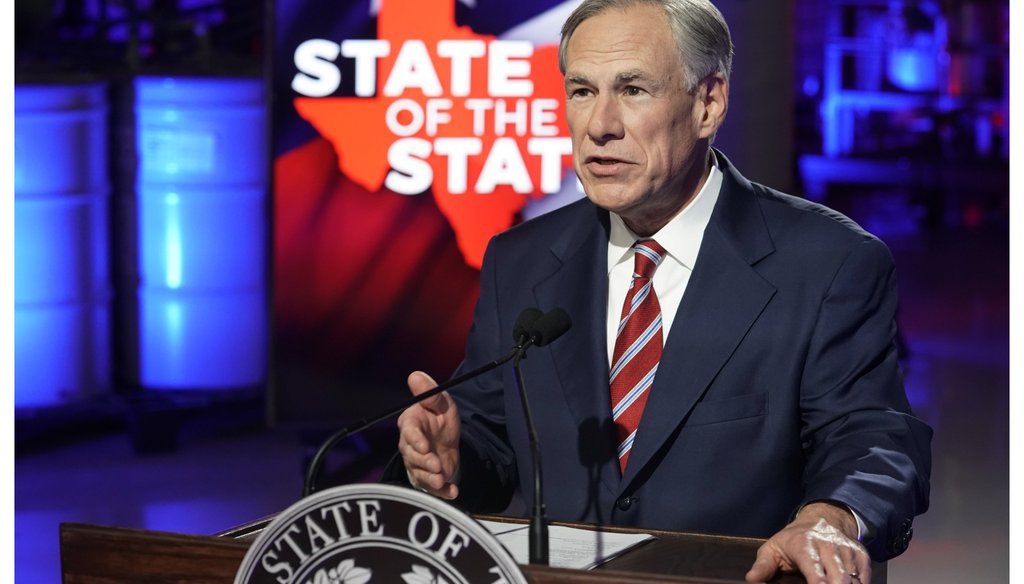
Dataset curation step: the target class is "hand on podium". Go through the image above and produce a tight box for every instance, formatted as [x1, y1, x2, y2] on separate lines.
[746, 501, 870, 584]
[397, 371, 462, 500]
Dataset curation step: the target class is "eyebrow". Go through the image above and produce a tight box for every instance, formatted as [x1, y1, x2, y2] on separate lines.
[564, 73, 590, 87]
[615, 69, 650, 84]
[564, 69, 663, 89]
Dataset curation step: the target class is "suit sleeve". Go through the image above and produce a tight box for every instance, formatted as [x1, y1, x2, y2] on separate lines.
[798, 237, 932, 561]
[445, 236, 519, 513]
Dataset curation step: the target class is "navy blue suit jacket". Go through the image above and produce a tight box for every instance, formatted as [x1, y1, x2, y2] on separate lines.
[447, 150, 931, 561]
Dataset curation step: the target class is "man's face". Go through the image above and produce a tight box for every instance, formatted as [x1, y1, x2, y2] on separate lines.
[563, 4, 714, 234]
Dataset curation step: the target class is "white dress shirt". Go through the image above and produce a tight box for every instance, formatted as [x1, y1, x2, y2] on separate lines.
[605, 163, 723, 364]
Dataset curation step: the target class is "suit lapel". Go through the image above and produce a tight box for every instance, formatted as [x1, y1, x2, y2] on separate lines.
[531, 206, 621, 495]
[620, 154, 778, 489]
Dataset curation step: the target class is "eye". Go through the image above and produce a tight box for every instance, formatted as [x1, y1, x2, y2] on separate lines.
[624, 86, 644, 96]
[568, 87, 593, 99]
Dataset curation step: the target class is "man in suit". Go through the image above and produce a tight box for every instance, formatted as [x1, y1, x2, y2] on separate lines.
[396, 1, 932, 582]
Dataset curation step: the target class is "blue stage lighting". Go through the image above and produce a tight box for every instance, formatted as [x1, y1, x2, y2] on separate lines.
[133, 76, 268, 389]
[14, 83, 112, 408]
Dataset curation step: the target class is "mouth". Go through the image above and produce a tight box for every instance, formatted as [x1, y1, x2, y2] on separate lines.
[585, 155, 628, 165]
[583, 155, 631, 176]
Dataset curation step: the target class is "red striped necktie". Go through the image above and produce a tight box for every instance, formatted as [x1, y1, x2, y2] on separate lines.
[610, 240, 666, 473]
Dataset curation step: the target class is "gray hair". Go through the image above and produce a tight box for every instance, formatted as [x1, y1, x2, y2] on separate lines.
[558, 0, 734, 93]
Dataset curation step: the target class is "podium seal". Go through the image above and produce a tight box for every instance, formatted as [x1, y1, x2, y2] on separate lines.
[235, 483, 527, 584]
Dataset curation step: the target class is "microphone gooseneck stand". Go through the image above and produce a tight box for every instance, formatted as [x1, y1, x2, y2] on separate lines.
[303, 308, 545, 498]
[303, 307, 571, 568]
[513, 307, 571, 565]
[513, 346, 548, 565]
[303, 347, 518, 498]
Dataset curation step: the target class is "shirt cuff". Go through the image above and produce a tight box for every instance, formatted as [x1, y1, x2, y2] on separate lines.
[849, 506, 871, 542]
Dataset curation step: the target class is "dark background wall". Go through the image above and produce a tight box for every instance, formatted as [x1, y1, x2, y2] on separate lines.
[714, 0, 796, 193]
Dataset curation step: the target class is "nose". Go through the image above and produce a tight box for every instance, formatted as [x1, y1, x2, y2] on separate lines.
[586, 94, 624, 144]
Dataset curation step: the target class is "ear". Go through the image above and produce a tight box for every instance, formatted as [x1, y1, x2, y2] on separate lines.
[695, 72, 728, 140]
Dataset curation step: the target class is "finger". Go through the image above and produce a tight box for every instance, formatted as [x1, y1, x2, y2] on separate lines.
[796, 561, 826, 584]
[399, 439, 442, 474]
[410, 466, 448, 491]
[804, 539, 863, 584]
[408, 462, 459, 498]
[832, 545, 860, 584]
[744, 543, 783, 583]
[398, 415, 435, 455]
[407, 370, 440, 401]
[397, 414, 445, 472]
[437, 482, 459, 500]
[851, 549, 871, 584]
[824, 538, 870, 584]
[400, 426, 453, 474]
[409, 371, 454, 415]
[789, 540, 827, 584]
[412, 476, 458, 500]
[819, 546, 848, 584]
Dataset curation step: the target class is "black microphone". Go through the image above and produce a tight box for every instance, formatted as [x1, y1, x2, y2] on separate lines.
[512, 307, 572, 565]
[513, 307, 543, 346]
[527, 308, 571, 347]
[302, 307, 548, 498]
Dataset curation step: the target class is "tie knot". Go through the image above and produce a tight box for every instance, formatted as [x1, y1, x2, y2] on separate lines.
[632, 240, 665, 279]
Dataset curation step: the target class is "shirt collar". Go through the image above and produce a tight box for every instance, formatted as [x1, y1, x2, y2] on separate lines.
[607, 157, 723, 273]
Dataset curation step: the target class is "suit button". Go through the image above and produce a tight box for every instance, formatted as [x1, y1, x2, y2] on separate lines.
[616, 496, 634, 511]
[902, 525, 914, 547]
[889, 519, 913, 555]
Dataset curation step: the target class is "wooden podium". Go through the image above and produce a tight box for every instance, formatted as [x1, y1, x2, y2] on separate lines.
[60, 515, 886, 583]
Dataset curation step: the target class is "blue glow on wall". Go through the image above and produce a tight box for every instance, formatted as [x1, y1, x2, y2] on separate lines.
[163, 192, 183, 289]
[14, 83, 112, 408]
[134, 76, 268, 389]
[887, 46, 940, 92]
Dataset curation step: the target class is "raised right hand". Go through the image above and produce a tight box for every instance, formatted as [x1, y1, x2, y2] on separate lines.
[396, 371, 461, 499]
